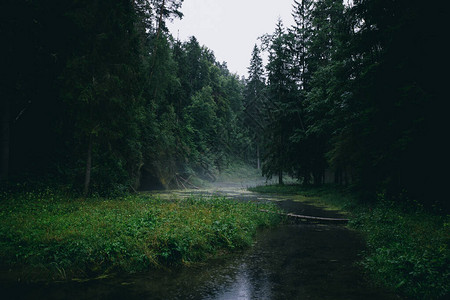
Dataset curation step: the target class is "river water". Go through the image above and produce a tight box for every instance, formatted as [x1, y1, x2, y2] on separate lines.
[1, 180, 399, 299]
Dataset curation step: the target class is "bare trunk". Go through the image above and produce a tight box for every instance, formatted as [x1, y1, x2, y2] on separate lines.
[313, 170, 323, 186]
[83, 135, 93, 197]
[344, 166, 349, 186]
[278, 170, 283, 185]
[334, 167, 342, 185]
[256, 144, 260, 170]
[0, 100, 10, 181]
[278, 133, 284, 185]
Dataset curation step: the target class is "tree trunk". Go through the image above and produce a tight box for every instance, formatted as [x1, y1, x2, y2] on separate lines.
[83, 135, 93, 197]
[344, 167, 348, 186]
[278, 170, 283, 185]
[256, 144, 260, 170]
[313, 170, 324, 186]
[334, 167, 342, 185]
[0, 99, 10, 181]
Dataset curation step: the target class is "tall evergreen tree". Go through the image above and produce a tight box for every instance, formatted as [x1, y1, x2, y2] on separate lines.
[60, 0, 147, 195]
[243, 44, 267, 169]
[340, 0, 444, 205]
[263, 20, 297, 184]
[301, 0, 347, 185]
[289, 0, 314, 90]
[1, 0, 71, 182]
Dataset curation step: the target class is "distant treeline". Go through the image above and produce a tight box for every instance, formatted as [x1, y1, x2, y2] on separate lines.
[245, 0, 445, 210]
[1, 0, 445, 210]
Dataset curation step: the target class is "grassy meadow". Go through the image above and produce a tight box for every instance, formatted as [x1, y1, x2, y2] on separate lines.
[0, 189, 281, 281]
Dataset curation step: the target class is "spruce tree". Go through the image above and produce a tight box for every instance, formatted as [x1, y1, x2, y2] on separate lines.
[290, 0, 314, 90]
[263, 20, 296, 184]
[243, 44, 267, 169]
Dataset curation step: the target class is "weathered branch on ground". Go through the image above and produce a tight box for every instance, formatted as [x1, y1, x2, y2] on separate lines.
[177, 174, 200, 189]
[259, 209, 349, 224]
[128, 184, 137, 193]
[175, 175, 187, 189]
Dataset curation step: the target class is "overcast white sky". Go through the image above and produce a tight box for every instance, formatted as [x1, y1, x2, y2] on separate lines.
[167, 0, 296, 78]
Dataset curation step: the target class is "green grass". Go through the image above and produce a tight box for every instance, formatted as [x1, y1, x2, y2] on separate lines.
[351, 203, 449, 299]
[250, 184, 450, 299]
[249, 184, 355, 212]
[0, 189, 281, 281]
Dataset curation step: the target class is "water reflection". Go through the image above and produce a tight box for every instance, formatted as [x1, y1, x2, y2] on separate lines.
[204, 262, 272, 300]
[1, 224, 396, 300]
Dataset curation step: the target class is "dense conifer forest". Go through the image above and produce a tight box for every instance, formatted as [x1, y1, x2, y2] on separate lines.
[1, 2, 448, 298]
[0, 0, 446, 211]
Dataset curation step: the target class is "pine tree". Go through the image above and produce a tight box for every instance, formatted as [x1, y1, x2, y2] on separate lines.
[301, 0, 347, 185]
[340, 0, 444, 206]
[263, 20, 297, 184]
[243, 44, 266, 169]
[60, 0, 148, 195]
[290, 0, 314, 90]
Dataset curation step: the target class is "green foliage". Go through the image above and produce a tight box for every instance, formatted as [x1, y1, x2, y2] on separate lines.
[242, 45, 267, 167]
[243, 0, 444, 211]
[0, 190, 281, 280]
[351, 200, 449, 299]
[1, 0, 252, 193]
[262, 20, 299, 184]
[184, 86, 218, 153]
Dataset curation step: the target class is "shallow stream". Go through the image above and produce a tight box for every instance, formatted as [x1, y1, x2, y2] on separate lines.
[1, 180, 398, 299]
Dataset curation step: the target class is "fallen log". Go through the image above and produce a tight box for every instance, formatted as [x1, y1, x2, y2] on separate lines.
[178, 175, 200, 190]
[259, 209, 349, 224]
